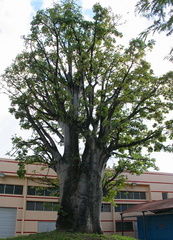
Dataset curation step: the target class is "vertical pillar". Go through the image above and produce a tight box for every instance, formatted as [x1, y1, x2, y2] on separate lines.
[120, 213, 124, 236]
[112, 203, 116, 234]
[21, 177, 27, 235]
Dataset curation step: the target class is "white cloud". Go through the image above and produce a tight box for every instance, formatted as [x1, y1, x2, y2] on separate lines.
[42, 0, 57, 9]
[0, 0, 34, 74]
[0, 0, 35, 157]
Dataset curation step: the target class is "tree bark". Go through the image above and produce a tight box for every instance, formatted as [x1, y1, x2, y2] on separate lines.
[56, 133, 105, 234]
[56, 169, 103, 233]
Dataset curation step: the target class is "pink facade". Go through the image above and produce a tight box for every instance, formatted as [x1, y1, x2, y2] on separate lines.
[0, 158, 173, 238]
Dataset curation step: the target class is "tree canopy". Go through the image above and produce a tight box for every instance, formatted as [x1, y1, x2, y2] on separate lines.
[1, 0, 173, 233]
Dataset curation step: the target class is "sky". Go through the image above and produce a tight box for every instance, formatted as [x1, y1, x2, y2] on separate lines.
[0, 0, 173, 172]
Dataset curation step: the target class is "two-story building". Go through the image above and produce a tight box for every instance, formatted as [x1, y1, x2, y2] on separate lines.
[0, 157, 173, 238]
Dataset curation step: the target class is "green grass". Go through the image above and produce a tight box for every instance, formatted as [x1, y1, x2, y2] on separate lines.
[0, 230, 137, 240]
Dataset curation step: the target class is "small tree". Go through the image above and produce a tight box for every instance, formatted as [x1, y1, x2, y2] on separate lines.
[1, 1, 173, 234]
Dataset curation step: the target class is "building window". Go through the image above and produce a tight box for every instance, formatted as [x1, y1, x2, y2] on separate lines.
[27, 186, 57, 197]
[0, 184, 4, 193]
[116, 221, 133, 232]
[162, 192, 168, 200]
[115, 204, 136, 212]
[26, 201, 58, 211]
[26, 201, 35, 210]
[36, 202, 44, 211]
[27, 186, 35, 195]
[115, 191, 146, 200]
[101, 203, 111, 212]
[0, 184, 23, 195]
[5, 185, 14, 194]
[14, 185, 23, 194]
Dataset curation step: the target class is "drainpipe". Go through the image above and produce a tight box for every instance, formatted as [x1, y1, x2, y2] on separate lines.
[120, 213, 124, 236]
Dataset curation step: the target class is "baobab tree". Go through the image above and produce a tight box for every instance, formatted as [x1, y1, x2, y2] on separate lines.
[2, 1, 173, 233]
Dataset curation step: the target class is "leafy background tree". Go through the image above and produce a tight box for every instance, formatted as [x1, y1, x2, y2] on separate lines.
[136, 0, 173, 36]
[1, 0, 173, 233]
[136, 0, 173, 61]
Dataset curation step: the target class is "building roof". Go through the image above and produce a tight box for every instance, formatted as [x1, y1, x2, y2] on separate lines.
[122, 198, 173, 215]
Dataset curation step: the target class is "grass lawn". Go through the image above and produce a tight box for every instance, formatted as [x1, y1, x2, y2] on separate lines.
[0, 230, 137, 240]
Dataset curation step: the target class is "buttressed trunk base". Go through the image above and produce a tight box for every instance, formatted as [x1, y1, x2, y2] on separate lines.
[56, 167, 103, 234]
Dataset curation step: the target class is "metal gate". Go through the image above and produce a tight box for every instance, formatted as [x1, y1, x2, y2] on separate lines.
[0, 208, 17, 238]
[137, 214, 173, 240]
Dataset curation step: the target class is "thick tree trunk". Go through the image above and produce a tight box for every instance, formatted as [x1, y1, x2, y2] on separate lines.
[56, 168, 103, 233]
[56, 132, 105, 233]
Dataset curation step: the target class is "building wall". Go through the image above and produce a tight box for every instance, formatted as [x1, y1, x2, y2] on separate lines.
[111, 171, 173, 238]
[0, 158, 173, 238]
[0, 158, 57, 237]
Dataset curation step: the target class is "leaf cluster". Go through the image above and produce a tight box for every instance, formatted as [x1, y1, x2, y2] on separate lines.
[136, 0, 173, 36]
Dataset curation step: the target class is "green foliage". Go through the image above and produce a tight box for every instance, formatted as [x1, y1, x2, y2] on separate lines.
[136, 0, 173, 36]
[1, 0, 173, 203]
[0, 230, 137, 240]
[102, 168, 127, 204]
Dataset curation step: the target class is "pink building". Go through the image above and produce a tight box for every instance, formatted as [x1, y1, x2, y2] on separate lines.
[0, 157, 173, 238]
